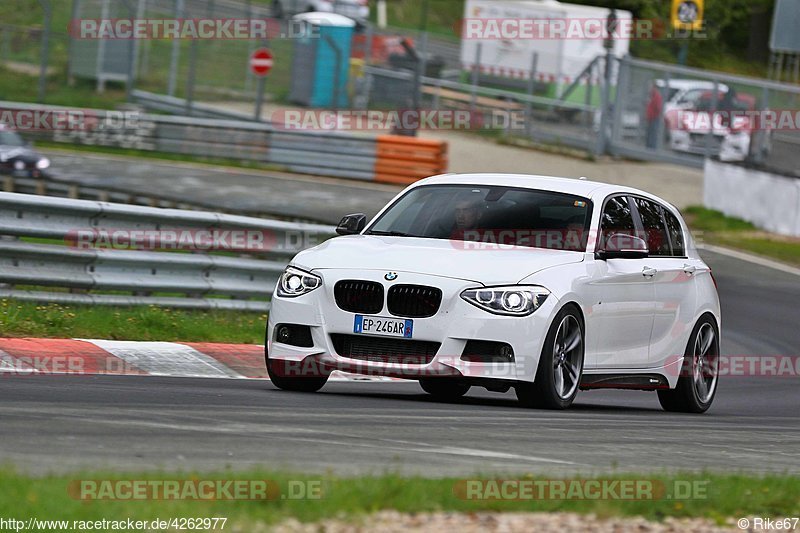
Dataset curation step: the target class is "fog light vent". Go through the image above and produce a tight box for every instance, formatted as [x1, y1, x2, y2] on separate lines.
[461, 340, 515, 363]
[274, 324, 314, 348]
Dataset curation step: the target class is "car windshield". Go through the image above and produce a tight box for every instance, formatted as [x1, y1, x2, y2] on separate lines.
[366, 185, 593, 252]
[0, 130, 25, 147]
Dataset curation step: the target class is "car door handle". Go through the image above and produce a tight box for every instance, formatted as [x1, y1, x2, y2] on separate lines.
[683, 264, 697, 275]
[642, 267, 657, 277]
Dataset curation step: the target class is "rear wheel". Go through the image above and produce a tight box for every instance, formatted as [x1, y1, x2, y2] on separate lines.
[517, 305, 584, 409]
[419, 379, 470, 399]
[657, 316, 719, 413]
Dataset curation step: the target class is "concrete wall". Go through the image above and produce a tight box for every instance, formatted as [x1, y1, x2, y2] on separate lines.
[704, 159, 800, 237]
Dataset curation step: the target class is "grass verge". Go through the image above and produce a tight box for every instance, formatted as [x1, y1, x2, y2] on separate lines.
[0, 300, 266, 343]
[0, 469, 797, 527]
[684, 206, 800, 267]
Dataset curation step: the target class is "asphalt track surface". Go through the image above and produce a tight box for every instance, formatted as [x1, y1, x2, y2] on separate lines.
[44, 150, 400, 224]
[1, 250, 798, 476]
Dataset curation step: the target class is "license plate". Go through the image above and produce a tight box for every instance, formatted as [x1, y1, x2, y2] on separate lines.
[354, 315, 413, 338]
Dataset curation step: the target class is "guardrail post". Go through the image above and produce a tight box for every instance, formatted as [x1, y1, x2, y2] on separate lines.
[609, 55, 629, 154]
[594, 52, 614, 156]
[470, 43, 482, 114]
[704, 80, 719, 159]
[655, 72, 670, 152]
[751, 86, 771, 165]
[37, 0, 51, 103]
[119, 0, 138, 102]
[167, 0, 184, 97]
[524, 52, 538, 138]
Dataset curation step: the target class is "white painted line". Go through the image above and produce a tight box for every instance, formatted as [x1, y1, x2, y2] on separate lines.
[80, 340, 244, 378]
[699, 244, 800, 277]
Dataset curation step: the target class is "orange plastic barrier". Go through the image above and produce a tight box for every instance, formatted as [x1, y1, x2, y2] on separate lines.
[373, 135, 448, 185]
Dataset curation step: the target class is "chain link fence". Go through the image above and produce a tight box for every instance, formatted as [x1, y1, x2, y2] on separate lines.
[611, 56, 800, 176]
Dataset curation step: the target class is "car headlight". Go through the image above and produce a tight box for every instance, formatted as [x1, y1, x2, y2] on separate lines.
[277, 266, 322, 298]
[461, 285, 549, 316]
[36, 157, 50, 170]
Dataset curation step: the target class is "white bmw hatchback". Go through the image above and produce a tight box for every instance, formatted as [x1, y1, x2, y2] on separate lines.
[266, 174, 721, 412]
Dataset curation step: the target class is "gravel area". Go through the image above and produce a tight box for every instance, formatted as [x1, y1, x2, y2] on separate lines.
[256, 511, 746, 532]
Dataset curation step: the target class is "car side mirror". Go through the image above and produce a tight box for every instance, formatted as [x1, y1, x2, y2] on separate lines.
[596, 233, 649, 260]
[336, 213, 367, 235]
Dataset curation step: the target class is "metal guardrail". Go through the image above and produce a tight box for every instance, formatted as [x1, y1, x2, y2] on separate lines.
[0, 99, 448, 184]
[0, 192, 336, 311]
[2, 173, 320, 222]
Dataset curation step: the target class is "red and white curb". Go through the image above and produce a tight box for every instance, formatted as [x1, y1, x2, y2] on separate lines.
[0, 338, 397, 381]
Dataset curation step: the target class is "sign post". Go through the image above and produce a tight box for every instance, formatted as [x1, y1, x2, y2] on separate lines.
[250, 48, 274, 121]
[671, 0, 704, 65]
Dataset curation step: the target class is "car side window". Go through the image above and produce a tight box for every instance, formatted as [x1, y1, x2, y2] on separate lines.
[633, 198, 671, 256]
[599, 196, 635, 248]
[663, 208, 686, 257]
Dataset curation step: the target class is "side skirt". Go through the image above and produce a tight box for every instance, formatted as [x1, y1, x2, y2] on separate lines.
[579, 373, 670, 391]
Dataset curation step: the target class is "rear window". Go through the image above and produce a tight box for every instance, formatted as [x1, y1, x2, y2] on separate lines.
[663, 209, 686, 257]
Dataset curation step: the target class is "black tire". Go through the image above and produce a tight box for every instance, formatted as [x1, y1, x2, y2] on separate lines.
[516, 304, 585, 409]
[265, 330, 328, 392]
[419, 379, 470, 399]
[657, 315, 719, 413]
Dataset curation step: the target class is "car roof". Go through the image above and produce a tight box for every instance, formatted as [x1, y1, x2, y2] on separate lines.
[414, 173, 676, 210]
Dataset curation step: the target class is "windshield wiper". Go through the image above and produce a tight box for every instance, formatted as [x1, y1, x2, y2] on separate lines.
[367, 230, 416, 237]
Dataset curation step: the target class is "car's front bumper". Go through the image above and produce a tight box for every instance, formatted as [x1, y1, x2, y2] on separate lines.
[267, 269, 558, 383]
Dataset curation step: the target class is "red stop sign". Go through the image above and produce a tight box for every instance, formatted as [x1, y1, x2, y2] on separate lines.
[250, 48, 273, 77]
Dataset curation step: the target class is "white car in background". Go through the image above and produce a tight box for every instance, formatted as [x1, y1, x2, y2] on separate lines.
[272, 0, 368, 24]
[266, 174, 721, 413]
[659, 79, 730, 123]
[597, 80, 728, 141]
[668, 91, 771, 162]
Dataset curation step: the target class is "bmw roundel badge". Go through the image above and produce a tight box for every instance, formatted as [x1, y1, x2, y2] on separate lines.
[385, 272, 398, 281]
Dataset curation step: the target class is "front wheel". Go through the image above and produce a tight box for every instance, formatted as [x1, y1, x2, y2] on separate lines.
[657, 316, 719, 413]
[419, 379, 470, 400]
[517, 305, 585, 409]
[265, 345, 328, 393]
